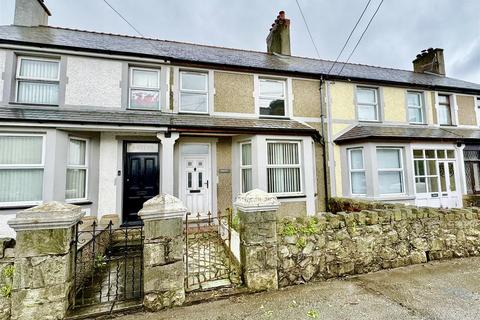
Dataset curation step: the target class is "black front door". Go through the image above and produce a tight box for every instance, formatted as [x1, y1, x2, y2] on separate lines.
[123, 153, 159, 223]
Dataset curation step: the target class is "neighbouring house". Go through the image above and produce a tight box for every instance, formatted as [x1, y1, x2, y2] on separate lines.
[1, 0, 480, 238]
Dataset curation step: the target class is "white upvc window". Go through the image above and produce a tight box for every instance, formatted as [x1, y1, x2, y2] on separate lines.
[266, 141, 302, 195]
[66, 137, 88, 201]
[357, 87, 379, 121]
[259, 78, 287, 117]
[407, 91, 425, 124]
[348, 148, 366, 195]
[476, 97, 480, 126]
[15, 56, 60, 105]
[179, 71, 209, 113]
[437, 94, 453, 125]
[376, 148, 405, 195]
[129, 67, 161, 110]
[0, 134, 45, 205]
[240, 142, 253, 193]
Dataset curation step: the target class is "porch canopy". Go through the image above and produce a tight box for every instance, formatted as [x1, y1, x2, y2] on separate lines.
[334, 124, 480, 144]
[0, 105, 320, 138]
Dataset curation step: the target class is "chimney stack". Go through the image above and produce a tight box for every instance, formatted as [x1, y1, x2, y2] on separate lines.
[14, 0, 51, 27]
[266, 11, 291, 55]
[412, 48, 446, 76]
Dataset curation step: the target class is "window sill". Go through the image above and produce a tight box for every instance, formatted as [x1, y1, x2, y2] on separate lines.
[276, 194, 306, 200]
[0, 203, 39, 210]
[9, 101, 59, 107]
[66, 200, 93, 206]
[259, 115, 290, 120]
[358, 120, 382, 123]
[178, 111, 210, 115]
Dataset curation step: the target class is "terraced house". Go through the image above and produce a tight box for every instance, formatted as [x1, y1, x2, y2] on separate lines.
[1, 0, 480, 238]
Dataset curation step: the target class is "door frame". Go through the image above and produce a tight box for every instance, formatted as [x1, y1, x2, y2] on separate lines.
[122, 141, 160, 223]
[177, 140, 217, 215]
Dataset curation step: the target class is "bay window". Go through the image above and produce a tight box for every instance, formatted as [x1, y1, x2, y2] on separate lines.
[240, 142, 252, 193]
[129, 67, 161, 109]
[348, 148, 366, 195]
[66, 138, 88, 200]
[356, 87, 379, 121]
[0, 135, 44, 204]
[179, 71, 209, 113]
[407, 91, 425, 124]
[267, 142, 301, 194]
[16, 57, 60, 105]
[259, 78, 286, 117]
[377, 148, 404, 194]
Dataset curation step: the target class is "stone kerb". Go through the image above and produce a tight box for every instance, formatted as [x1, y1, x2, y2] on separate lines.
[138, 194, 186, 311]
[7, 201, 84, 320]
[234, 189, 280, 291]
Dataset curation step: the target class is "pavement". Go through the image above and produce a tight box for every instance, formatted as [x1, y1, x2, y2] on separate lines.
[116, 257, 480, 320]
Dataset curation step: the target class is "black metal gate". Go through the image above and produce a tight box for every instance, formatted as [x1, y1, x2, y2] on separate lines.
[69, 221, 144, 310]
[184, 210, 242, 291]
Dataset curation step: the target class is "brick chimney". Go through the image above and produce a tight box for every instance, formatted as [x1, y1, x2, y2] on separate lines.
[266, 11, 291, 55]
[412, 48, 446, 76]
[14, 0, 51, 27]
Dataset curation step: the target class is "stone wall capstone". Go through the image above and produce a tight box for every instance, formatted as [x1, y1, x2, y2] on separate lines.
[277, 201, 480, 287]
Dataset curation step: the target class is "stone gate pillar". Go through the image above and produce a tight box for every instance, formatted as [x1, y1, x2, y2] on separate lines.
[138, 194, 186, 311]
[234, 189, 280, 291]
[8, 202, 84, 320]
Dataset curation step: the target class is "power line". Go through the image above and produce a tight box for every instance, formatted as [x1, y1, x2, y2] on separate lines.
[295, 0, 321, 58]
[337, 0, 385, 76]
[326, 0, 373, 75]
[102, 0, 145, 37]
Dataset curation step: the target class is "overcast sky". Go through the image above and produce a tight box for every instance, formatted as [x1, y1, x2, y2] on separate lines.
[1, 0, 479, 83]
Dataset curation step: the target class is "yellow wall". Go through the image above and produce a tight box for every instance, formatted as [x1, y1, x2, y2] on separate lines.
[382, 87, 406, 122]
[216, 137, 233, 212]
[334, 145, 343, 197]
[293, 79, 321, 118]
[214, 71, 254, 113]
[329, 82, 355, 120]
[277, 201, 307, 218]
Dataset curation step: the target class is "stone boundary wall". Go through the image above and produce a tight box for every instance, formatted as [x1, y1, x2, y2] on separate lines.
[277, 200, 480, 287]
[0, 239, 15, 320]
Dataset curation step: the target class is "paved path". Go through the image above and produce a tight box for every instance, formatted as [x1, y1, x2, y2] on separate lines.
[117, 257, 480, 320]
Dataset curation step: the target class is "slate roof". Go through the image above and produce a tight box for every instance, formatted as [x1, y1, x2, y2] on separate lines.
[334, 124, 480, 144]
[1, 25, 480, 93]
[0, 106, 318, 136]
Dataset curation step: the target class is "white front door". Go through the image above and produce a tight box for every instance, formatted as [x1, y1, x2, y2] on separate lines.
[437, 160, 459, 208]
[182, 155, 210, 216]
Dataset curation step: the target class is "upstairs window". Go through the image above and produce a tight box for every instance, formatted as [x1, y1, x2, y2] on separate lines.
[240, 142, 253, 193]
[356, 87, 379, 121]
[16, 57, 60, 105]
[66, 138, 88, 200]
[179, 71, 208, 113]
[437, 94, 452, 125]
[0, 134, 44, 204]
[407, 91, 425, 124]
[267, 142, 301, 194]
[129, 67, 161, 109]
[259, 78, 286, 117]
[348, 148, 366, 195]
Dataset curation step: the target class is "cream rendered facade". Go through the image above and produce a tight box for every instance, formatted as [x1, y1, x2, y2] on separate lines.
[327, 80, 479, 208]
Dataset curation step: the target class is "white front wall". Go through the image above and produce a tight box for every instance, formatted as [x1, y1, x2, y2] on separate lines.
[65, 56, 122, 108]
[97, 132, 119, 217]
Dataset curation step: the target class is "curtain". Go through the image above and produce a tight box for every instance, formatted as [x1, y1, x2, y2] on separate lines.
[66, 169, 86, 199]
[267, 143, 301, 193]
[17, 81, 59, 105]
[68, 139, 86, 165]
[19, 59, 59, 79]
[0, 169, 43, 202]
[0, 136, 43, 164]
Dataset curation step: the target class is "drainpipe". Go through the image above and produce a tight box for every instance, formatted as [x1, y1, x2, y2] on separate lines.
[319, 76, 330, 211]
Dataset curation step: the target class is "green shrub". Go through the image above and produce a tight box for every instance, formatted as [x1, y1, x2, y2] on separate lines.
[281, 222, 298, 237]
[2, 266, 14, 279]
[0, 284, 11, 298]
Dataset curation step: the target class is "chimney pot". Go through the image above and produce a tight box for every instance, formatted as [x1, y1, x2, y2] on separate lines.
[14, 0, 51, 26]
[266, 10, 291, 55]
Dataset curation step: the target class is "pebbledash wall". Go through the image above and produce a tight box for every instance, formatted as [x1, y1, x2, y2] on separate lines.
[276, 198, 480, 287]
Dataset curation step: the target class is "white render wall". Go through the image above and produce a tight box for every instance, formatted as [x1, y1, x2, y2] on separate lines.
[0, 49, 6, 102]
[97, 132, 119, 218]
[65, 56, 122, 108]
